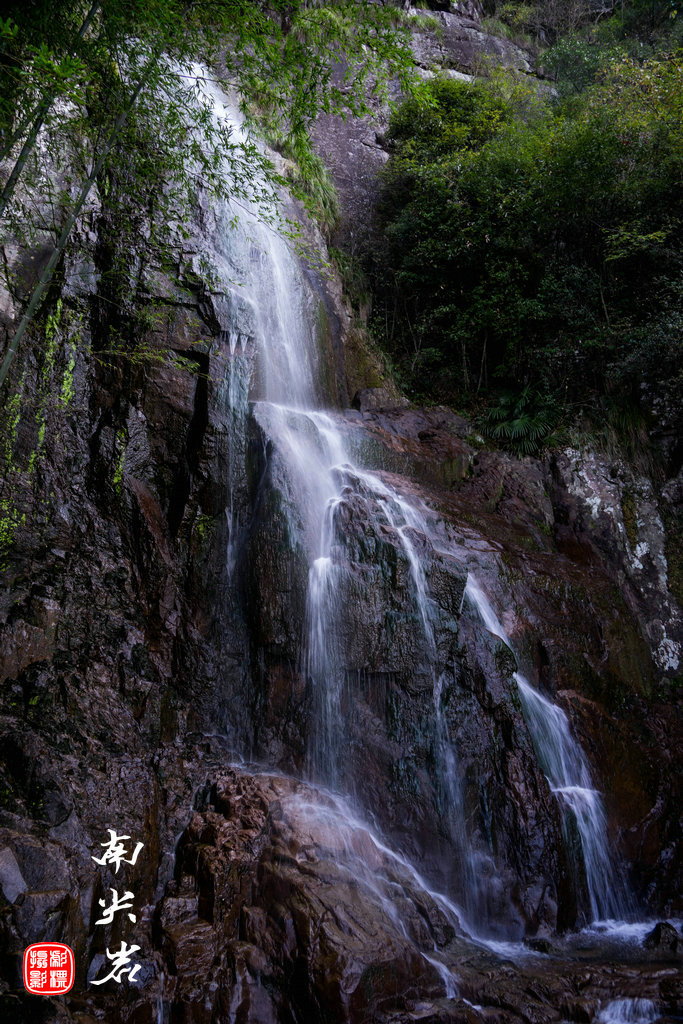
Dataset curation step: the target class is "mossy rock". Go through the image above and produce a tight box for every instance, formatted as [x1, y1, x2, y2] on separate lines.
[344, 325, 400, 405]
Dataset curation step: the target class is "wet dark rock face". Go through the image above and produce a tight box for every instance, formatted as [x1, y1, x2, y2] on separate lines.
[158, 770, 451, 1024]
[0, 211, 681, 1022]
[239, 398, 572, 935]
[644, 922, 680, 953]
[350, 406, 682, 916]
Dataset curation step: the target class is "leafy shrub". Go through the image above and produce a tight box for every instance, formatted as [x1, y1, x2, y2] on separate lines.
[386, 76, 511, 161]
[541, 37, 627, 96]
[369, 56, 682, 457]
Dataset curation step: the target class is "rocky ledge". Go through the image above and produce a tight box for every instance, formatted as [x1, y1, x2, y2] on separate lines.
[15, 766, 677, 1024]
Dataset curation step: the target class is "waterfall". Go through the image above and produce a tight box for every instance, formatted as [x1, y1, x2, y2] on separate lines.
[199, 71, 631, 937]
[281, 784, 464, 991]
[211, 200, 483, 925]
[515, 676, 625, 922]
[463, 577, 632, 923]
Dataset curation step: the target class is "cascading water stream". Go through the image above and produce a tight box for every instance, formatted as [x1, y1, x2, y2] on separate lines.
[281, 785, 465, 994]
[295, 455, 480, 924]
[597, 999, 658, 1024]
[223, 329, 250, 576]
[514, 677, 625, 921]
[355, 477, 477, 908]
[463, 577, 631, 923]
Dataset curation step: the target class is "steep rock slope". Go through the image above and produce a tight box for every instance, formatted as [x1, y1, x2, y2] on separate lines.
[0, 8, 681, 1024]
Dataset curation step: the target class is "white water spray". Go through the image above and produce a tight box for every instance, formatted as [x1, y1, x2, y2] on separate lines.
[598, 998, 658, 1024]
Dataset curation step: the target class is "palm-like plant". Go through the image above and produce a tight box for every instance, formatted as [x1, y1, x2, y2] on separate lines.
[483, 385, 556, 455]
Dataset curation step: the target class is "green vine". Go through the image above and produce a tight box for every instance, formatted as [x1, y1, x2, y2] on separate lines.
[0, 299, 83, 568]
[0, 372, 26, 569]
[59, 311, 82, 408]
[113, 427, 127, 494]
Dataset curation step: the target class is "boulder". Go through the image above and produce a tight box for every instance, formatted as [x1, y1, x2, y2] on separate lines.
[643, 922, 680, 953]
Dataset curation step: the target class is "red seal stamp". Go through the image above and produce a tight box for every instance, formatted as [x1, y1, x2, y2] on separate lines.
[23, 943, 75, 994]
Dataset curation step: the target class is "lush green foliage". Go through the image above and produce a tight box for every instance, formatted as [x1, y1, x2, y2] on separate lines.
[483, 386, 556, 455]
[541, 36, 628, 95]
[482, 0, 682, 47]
[0, 0, 414, 221]
[0, 0, 415, 387]
[370, 59, 682, 449]
[382, 77, 511, 159]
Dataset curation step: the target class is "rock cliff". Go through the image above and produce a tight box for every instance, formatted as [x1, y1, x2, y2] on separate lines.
[0, 5, 681, 1024]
